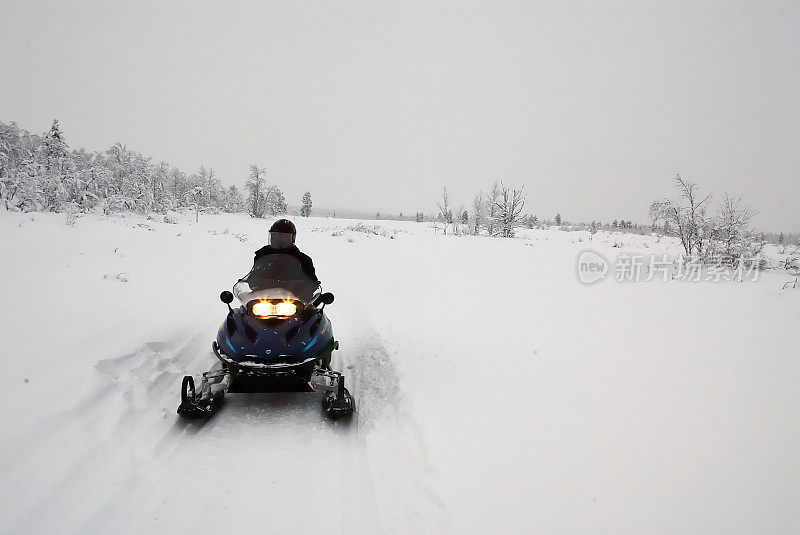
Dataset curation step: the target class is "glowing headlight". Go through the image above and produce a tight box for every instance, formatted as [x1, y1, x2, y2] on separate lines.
[251, 300, 297, 318]
[274, 301, 297, 316]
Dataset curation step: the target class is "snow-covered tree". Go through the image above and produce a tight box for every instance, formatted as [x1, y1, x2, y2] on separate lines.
[714, 193, 757, 263]
[472, 191, 486, 235]
[301, 191, 312, 217]
[589, 221, 599, 240]
[554, 213, 562, 226]
[491, 183, 526, 237]
[246, 164, 266, 217]
[149, 162, 171, 213]
[101, 143, 154, 214]
[225, 185, 244, 213]
[486, 182, 502, 236]
[649, 174, 711, 257]
[264, 184, 287, 216]
[42, 119, 68, 169]
[0, 118, 283, 218]
[436, 187, 451, 234]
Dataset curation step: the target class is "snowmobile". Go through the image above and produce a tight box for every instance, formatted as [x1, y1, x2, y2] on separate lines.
[177, 254, 354, 420]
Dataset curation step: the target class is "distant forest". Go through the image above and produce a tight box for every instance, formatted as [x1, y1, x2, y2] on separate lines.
[0, 119, 243, 215]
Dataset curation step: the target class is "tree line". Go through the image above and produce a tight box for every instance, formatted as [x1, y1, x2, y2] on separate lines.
[432, 181, 643, 239]
[428, 174, 799, 265]
[0, 119, 315, 219]
[432, 182, 529, 237]
[0, 119, 247, 215]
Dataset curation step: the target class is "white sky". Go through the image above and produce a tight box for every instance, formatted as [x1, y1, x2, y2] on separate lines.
[1, 1, 798, 231]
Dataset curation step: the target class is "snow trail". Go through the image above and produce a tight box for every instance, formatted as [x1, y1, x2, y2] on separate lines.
[2, 212, 799, 533]
[1, 281, 436, 531]
[3, 323, 387, 534]
[344, 332, 449, 534]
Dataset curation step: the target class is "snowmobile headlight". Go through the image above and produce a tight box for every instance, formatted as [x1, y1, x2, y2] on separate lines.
[274, 301, 297, 316]
[251, 300, 298, 318]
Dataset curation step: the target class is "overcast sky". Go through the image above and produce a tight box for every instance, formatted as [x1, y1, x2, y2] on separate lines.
[2, 1, 798, 230]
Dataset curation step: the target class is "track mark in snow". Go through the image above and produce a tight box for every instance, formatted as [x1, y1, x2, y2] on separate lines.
[344, 333, 449, 534]
[4, 321, 444, 534]
[1, 327, 214, 534]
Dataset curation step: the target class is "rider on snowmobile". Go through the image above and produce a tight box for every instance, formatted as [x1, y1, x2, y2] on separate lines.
[252, 219, 319, 283]
[178, 218, 354, 419]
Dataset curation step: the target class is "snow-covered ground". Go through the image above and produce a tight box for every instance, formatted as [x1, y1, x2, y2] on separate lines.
[1, 211, 798, 534]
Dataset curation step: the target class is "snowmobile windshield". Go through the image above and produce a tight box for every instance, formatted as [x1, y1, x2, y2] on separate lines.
[234, 254, 319, 304]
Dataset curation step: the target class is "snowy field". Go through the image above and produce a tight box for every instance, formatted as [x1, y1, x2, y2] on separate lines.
[1, 211, 798, 534]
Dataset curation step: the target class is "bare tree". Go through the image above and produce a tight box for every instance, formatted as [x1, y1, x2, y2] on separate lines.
[491, 183, 526, 237]
[649, 174, 711, 257]
[436, 186, 451, 235]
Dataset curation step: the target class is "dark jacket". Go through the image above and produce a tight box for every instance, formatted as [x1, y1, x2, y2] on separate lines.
[253, 245, 319, 283]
